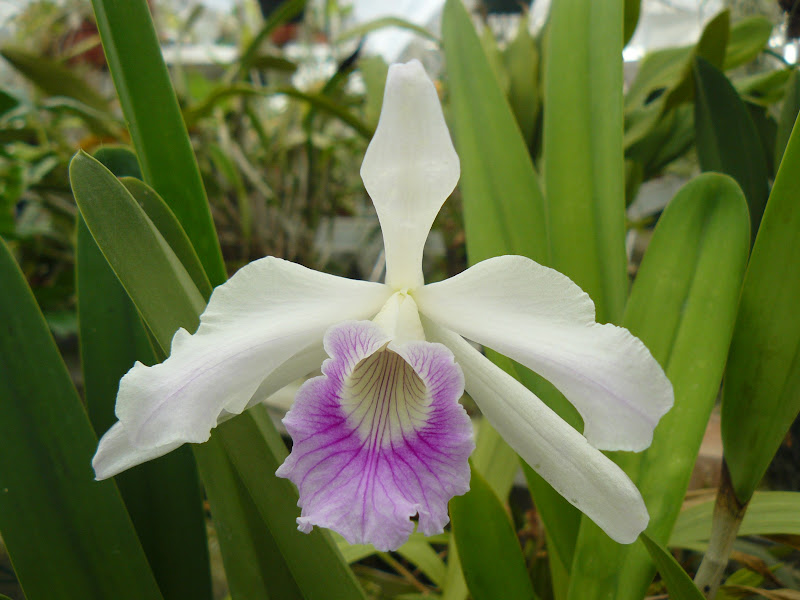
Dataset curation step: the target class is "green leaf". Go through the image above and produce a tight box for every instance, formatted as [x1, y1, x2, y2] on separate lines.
[70, 151, 205, 351]
[120, 177, 213, 299]
[78, 150, 212, 600]
[232, 0, 307, 78]
[93, 144, 143, 179]
[0, 237, 163, 600]
[395, 536, 447, 588]
[502, 18, 540, 147]
[0, 46, 109, 111]
[624, 0, 641, 46]
[775, 69, 800, 170]
[693, 56, 769, 239]
[194, 436, 304, 600]
[442, 0, 546, 265]
[568, 174, 750, 600]
[735, 68, 791, 107]
[671, 491, 800, 549]
[90, 0, 226, 285]
[543, 0, 627, 325]
[724, 16, 773, 70]
[721, 89, 800, 504]
[640, 534, 705, 600]
[215, 406, 368, 600]
[450, 465, 538, 600]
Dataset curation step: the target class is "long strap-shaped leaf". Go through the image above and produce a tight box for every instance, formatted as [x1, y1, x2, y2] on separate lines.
[543, 0, 628, 325]
[89, 0, 226, 285]
[77, 145, 213, 600]
[567, 174, 750, 600]
[70, 152, 366, 599]
[0, 238, 163, 600]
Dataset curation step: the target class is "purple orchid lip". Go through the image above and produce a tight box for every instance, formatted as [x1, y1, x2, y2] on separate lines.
[276, 320, 474, 551]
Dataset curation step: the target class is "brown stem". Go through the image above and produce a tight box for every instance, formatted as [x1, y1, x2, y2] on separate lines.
[693, 461, 749, 599]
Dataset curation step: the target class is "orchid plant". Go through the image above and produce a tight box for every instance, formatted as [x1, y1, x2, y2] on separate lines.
[3, 1, 800, 599]
[93, 60, 673, 550]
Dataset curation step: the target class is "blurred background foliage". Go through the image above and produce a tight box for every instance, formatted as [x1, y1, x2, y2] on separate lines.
[2, 0, 800, 598]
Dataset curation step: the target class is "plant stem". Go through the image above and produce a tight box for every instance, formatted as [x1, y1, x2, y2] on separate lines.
[693, 461, 749, 599]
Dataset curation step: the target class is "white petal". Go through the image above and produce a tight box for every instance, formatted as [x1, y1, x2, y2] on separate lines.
[361, 60, 459, 290]
[415, 255, 673, 451]
[93, 422, 183, 480]
[114, 257, 392, 450]
[424, 319, 649, 544]
[94, 340, 327, 480]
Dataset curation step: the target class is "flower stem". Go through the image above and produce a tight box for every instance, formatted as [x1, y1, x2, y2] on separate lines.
[693, 461, 749, 599]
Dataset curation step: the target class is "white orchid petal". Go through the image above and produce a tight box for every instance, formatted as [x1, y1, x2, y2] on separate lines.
[415, 255, 673, 451]
[93, 422, 183, 480]
[113, 257, 392, 450]
[361, 60, 459, 290]
[424, 319, 648, 544]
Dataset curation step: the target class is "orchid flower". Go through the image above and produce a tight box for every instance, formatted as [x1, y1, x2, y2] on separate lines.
[93, 60, 673, 552]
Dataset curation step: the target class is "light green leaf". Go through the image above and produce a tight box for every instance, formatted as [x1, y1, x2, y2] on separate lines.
[693, 56, 769, 238]
[640, 533, 705, 600]
[336, 16, 440, 45]
[568, 174, 750, 600]
[90, 0, 226, 285]
[671, 492, 800, 549]
[450, 465, 538, 600]
[724, 16, 773, 70]
[0, 237, 163, 600]
[721, 88, 800, 504]
[543, 0, 627, 325]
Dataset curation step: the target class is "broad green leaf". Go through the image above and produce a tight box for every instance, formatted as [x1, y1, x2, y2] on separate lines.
[0, 237, 163, 600]
[216, 406, 368, 600]
[723, 16, 773, 70]
[395, 537, 447, 588]
[640, 534, 705, 600]
[721, 94, 800, 504]
[70, 151, 205, 350]
[775, 69, 800, 169]
[626, 104, 694, 180]
[670, 492, 800, 549]
[0, 46, 109, 111]
[194, 436, 303, 600]
[90, 0, 226, 285]
[79, 148, 212, 600]
[568, 174, 750, 600]
[543, 0, 627, 324]
[693, 56, 769, 238]
[624, 0, 641, 46]
[450, 466, 538, 600]
[120, 177, 213, 299]
[93, 144, 143, 179]
[503, 18, 540, 147]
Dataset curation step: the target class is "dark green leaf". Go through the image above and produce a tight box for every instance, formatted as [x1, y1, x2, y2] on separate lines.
[502, 18, 540, 146]
[90, 0, 226, 285]
[721, 90, 800, 503]
[93, 144, 143, 179]
[70, 151, 205, 350]
[78, 149, 212, 600]
[693, 56, 769, 238]
[640, 534, 705, 600]
[624, 0, 641, 45]
[450, 465, 538, 600]
[775, 69, 800, 170]
[0, 237, 163, 600]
